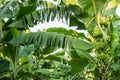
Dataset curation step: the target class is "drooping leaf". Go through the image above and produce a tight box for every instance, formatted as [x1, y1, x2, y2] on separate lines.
[9, 31, 93, 50]
[3, 2, 83, 30]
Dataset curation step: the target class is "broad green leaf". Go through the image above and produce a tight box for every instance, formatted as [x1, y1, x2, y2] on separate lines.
[7, 19, 24, 28]
[72, 38, 93, 50]
[68, 58, 89, 75]
[17, 6, 36, 19]
[3, 2, 83, 29]
[9, 32, 93, 51]
[68, 48, 95, 75]
[78, 0, 106, 15]
[75, 49, 95, 64]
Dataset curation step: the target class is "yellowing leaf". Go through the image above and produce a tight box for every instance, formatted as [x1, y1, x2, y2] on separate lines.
[63, 0, 79, 6]
[106, 0, 118, 10]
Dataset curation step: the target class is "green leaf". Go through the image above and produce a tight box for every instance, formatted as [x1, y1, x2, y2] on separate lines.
[46, 27, 80, 36]
[17, 6, 36, 19]
[68, 58, 89, 75]
[2, 44, 18, 63]
[70, 15, 85, 30]
[75, 49, 95, 64]
[32, 11, 40, 21]
[19, 45, 35, 56]
[0, 0, 14, 19]
[0, 57, 9, 73]
[78, 0, 106, 15]
[111, 63, 120, 71]
[19, 55, 29, 64]
[112, 20, 120, 29]
[7, 19, 24, 28]
[67, 49, 94, 75]
[104, 7, 116, 17]
[111, 34, 119, 52]
[1, 28, 21, 42]
[72, 38, 93, 50]
[45, 55, 61, 62]
[9, 32, 93, 51]
[68, 4, 82, 15]
[37, 69, 56, 75]
[25, 14, 34, 27]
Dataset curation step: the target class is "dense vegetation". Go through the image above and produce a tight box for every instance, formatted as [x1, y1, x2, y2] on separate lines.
[0, 0, 120, 80]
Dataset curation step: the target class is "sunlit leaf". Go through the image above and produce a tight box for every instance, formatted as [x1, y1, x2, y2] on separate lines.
[78, 0, 106, 15]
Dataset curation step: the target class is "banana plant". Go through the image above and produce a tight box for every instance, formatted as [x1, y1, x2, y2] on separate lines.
[0, 0, 120, 80]
[0, 0, 90, 79]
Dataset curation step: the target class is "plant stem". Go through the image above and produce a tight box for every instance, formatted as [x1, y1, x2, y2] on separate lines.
[85, 15, 95, 28]
[92, 0, 96, 15]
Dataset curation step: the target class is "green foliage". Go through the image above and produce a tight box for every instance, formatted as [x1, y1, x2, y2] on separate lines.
[78, 0, 106, 15]
[0, 57, 9, 73]
[9, 31, 93, 50]
[0, 0, 120, 80]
